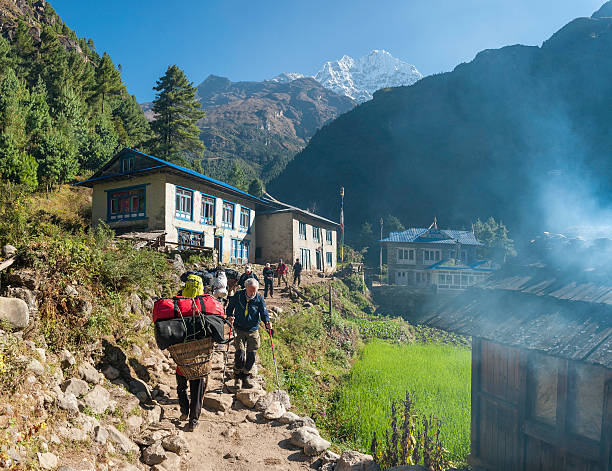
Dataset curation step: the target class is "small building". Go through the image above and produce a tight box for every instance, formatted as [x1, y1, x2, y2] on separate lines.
[422, 265, 612, 471]
[76, 148, 261, 264]
[255, 196, 339, 272]
[379, 222, 491, 288]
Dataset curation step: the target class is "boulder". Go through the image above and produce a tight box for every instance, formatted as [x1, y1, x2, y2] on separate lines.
[161, 434, 187, 455]
[335, 451, 380, 471]
[64, 285, 78, 298]
[278, 411, 300, 424]
[58, 392, 78, 413]
[27, 359, 44, 376]
[62, 378, 90, 397]
[6, 269, 39, 290]
[37, 452, 58, 470]
[126, 415, 143, 431]
[2, 244, 16, 257]
[203, 393, 233, 412]
[0, 297, 29, 329]
[290, 426, 320, 447]
[323, 450, 341, 463]
[5, 287, 37, 315]
[78, 362, 103, 384]
[59, 350, 75, 368]
[57, 425, 87, 442]
[288, 416, 317, 430]
[106, 425, 139, 454]
[154, 451, 180, 470]
[263, 401, 285, 420]
[141, 441, 167, 466]
[255, 390, 290, 411]
[172, 254, 185, 274]
[83, 385, 110, 415]
[128, 293, 143, 316]
[236, 389, 266, 409]
[146, 405, 163, 424]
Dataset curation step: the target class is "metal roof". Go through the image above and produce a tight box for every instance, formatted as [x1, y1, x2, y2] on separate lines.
[420, 265, 612, 368]
[424, 259, 494, 272]
[380, 228, 482, 246]
[76, 148, 267, 204]
[258, 193, 340, 227]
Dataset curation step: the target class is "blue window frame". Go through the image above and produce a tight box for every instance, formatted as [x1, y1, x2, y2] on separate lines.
[222, 201, 234, 229]
[326, 230, 333, 245]
[231, 239, 250, 264]
[177, 228, 204, 250]
[326, 251, 333, 266]
[299, 221, 307, 240]
[239, 207, 250, 231]
[120, 155, 135, 173]
[175, 186, 193, 220]
[313, 226, 321, 242]
[201, 194, 215, 225]
[107, 185, 146, 221]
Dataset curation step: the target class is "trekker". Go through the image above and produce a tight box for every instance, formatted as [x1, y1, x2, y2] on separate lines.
[238, 265, 258, 289]
[293, 258, 303, 287]
[176, 369, 206, 432]
[276, 259, 288, 288]
[226, 278, 271, 389]
[263, 263, 274, 298]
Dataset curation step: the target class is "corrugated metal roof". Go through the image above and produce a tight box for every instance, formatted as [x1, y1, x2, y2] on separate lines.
[380, 228, 482, 246]
[420, 265, 612, 368]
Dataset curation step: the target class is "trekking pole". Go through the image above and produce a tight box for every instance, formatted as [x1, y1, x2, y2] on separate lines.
[267, 326, 281, 392]
[222, 325, 233, 392]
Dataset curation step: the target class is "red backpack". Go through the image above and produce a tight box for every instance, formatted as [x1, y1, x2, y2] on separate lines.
[152, 295, 225, 323]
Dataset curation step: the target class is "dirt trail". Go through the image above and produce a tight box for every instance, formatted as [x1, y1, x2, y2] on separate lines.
[154, 277, 324, 471]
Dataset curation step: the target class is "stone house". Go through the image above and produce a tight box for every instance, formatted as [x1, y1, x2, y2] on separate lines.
[380, 224, 493, 289]
[255, 197, 339, 272]
[77, 148, 260, 264]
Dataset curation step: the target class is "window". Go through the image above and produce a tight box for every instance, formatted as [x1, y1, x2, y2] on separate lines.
[397, 248, 415, 263]
[567, 363, 606, 440]
[201, 195, 215, 225]
[326, 230, 333, 245]
[175, 187, 193, 220]
[424, 250, 441, 263]
[108, 187, 145, 221]
[313, 226, 321, 242]
[529, 353, 559, 426]
[239, 207, 250, 231]
[326, 251, 333, 266]
[120, 156, 135, 173]
[231, 239, 249, 264]
[300, 248, 311, 269]
[299, 221, 307, 240]
[177, 229, 204, 250]
[222, 201, 234, 228]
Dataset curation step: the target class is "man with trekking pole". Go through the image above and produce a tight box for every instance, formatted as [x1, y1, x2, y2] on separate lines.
[226, 278, 271, 389]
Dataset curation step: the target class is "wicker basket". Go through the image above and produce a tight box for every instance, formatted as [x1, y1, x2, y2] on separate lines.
[168, 337, 214, 380]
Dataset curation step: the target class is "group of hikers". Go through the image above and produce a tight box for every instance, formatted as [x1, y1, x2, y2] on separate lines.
[237, 258, 304, 298]
[172, 259, 303, 432]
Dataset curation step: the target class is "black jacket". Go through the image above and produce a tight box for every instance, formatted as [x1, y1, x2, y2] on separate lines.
[293, 262, 303, 275]
[238, 272, 259, 289]
[263, 267, 275, 280]
[226, 289, 269, 332]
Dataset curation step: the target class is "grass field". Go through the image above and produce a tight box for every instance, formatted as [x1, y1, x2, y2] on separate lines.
[332, 339, 471, 464]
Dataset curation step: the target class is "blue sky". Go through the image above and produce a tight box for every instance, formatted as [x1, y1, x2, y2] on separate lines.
[51, 0, 605, 102]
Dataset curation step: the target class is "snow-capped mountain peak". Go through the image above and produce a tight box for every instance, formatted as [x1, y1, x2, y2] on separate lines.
[268, 72, 306, 83]
[314, 50, 422, 102]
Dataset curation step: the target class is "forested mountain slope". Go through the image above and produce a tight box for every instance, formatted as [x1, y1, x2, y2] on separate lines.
[0, 0, 150, 189]
[269, 4, 612, 239]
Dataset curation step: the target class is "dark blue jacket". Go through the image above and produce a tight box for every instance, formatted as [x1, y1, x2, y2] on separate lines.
[226, 289, 269, 332]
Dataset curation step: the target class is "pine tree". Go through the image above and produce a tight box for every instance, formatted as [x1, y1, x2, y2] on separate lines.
[113, 94, 151, 147]
[248, 178, 265, 197]
[93, 53, 123, 114]
[150, 65, 205, 161]
[80, 114, 118, 170]
[227, 162, 247, 190]
[12, 22, 36, 82]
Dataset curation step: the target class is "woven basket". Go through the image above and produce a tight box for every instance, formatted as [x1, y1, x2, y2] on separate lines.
[168, 337, 214, 380]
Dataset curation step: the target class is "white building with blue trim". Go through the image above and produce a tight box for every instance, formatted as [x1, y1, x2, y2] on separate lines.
[380, 224, 494, 290]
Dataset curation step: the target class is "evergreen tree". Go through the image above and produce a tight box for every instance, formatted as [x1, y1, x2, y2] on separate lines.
[0, 69, 28, 148]
[473, 217, 516, 263]
[384, 214, 405, 234]
[12, 22, 35, 82]
[0, 36, 15, 72]
[248, 178, 265, 197]
[150, 65, 205, 160]
[93, 53, 123, 114]
[113, 94, 151, 147]
[227, 162, 247, 190]
[35, 130, 78, 190]
[0, 135, 38, 189]
[80, 114, 118, 170]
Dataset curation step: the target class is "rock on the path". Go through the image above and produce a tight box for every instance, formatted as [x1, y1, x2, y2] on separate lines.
[290, 426, 331, 455]
[288, 416, 317, 430]
[255, 390, 290, 411]
[146, 405, 163, 424]
[37, 452, 58, 469]
[278, 411, 300, 424]
[6, 287, 37, 315]
[58, 392, 78, 413]
[126, 415, 143, 431]
[78, 362, 103, 384]
[59, 350, 75, 368]
[203, 393, 233, 412]
[142, 441, 167, 466]
[106, 425, 139, 454]
[153, 451, 181, 470]
[94, 425, 108, 445]
[335, 451, 381, 471]
[161, 435, 187, 455]
[27, 359, 44, 376]
[323, 450, 341, 463]
[263, 401, 285, 420]
[2, 244, 16, 257]
[62, 378, 90, 397]
[236, 389, 266, 409]
[83, 385, 110, 414]
[0, 297, 29, 329]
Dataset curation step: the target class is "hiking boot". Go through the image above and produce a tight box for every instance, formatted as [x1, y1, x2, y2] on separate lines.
[185, 420, 198, 432]
[234, 372, 244, 389]
[242, 374, 255, 389]
[179, 413, 188, 421]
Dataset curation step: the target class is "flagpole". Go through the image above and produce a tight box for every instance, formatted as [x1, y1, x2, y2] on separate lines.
[340, 187, 344, 264]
